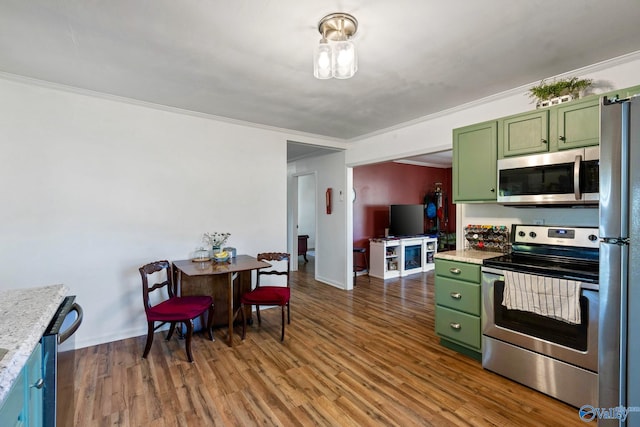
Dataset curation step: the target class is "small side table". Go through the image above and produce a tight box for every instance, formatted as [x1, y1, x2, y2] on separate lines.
[298, 235, 309, 262]
[353, 247, 370, 285]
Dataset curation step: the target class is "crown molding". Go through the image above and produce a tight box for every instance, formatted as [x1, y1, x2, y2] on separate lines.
[0, 71, 342, 145]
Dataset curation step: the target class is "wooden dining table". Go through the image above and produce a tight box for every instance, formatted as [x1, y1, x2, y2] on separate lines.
[173, 255, 270, 346]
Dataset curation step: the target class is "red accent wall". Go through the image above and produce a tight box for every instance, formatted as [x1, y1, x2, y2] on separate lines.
[353, 162, 455, 251]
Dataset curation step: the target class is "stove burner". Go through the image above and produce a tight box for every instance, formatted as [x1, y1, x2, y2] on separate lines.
[483, 253, 599, 283]
[482, 224, 600, 284]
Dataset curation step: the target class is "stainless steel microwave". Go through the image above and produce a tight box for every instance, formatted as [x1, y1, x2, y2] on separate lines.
[497, 147, 599, 205]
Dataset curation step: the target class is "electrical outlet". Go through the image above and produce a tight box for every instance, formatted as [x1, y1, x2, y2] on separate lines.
[533, 219, 545, 225]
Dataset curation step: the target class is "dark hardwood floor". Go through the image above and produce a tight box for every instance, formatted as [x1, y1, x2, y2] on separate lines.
[73, 256, 584, 426]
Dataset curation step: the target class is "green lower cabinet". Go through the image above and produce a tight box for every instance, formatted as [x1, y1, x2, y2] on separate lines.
[26, 344, 43, 427]
[435, 277, 481, 315]
[435, 306, 481, 349]
[0, 343, 43, 427]
[0, 369, 26, 426]
[435, 259, 482, 360]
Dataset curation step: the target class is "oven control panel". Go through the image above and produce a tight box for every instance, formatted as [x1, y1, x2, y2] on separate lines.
[512, 225, 599, 248]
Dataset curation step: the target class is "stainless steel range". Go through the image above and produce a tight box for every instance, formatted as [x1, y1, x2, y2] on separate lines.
[481, 224, 599, 408]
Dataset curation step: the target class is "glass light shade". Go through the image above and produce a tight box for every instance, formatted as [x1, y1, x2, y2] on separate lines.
[332, 40, 357, 79]
[313, 41, 333, 79]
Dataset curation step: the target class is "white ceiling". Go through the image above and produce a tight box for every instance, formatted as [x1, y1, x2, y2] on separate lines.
[1, 0, 639, 166]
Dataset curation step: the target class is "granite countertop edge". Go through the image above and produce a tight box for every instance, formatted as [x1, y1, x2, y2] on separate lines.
[434, 249, 502, 264]
[0, 284, 68, 407]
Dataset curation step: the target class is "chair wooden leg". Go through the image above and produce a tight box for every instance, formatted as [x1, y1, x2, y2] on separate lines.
[206, 304, 215, 341]
[256, 306, 262, 326]
[142, 321, 155, 359]
[287, 302, 291, 324]
[240, 303, 247, 340]
[184, 319, 194, 363]
[166, 322, 177, 341]
[280, 305, 285, 342]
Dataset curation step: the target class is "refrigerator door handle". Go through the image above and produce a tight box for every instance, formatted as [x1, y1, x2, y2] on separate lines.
[600, 237, 630, 246]
[574, 154, 582, 200]
[58, 303, 83, 344]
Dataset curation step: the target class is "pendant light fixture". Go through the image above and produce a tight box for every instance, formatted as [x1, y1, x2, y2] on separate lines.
[313, 13, 358, 79]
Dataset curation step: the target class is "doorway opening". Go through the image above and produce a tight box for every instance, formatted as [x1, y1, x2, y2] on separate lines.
[294, 173, 316, 273]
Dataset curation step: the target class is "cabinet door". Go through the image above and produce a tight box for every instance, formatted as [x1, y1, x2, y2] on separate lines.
[26, 343, 43, 427]
[0, 344, 42, 427]
[554, 97, 599, 150]
[499, 110, 549, 157]
[453, 121, 497, 203]
[0, 369, 26, 426]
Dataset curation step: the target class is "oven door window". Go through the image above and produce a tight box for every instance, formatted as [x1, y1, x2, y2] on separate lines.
[499, 162, 574, 197]
[493, 281, 588, 351]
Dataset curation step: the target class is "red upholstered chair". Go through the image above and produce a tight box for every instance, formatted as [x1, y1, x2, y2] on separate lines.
[139, 260, 214, 362]
[239, 252, 291, 341]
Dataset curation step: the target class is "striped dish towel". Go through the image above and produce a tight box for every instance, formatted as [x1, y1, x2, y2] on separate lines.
[502, 270, 582, 324]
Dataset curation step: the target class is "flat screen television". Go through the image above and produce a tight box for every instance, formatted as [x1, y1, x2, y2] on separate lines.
[389, 204, 425, 237]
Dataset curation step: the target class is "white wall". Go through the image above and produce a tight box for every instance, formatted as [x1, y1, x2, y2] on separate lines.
[0, 76, 333, 349]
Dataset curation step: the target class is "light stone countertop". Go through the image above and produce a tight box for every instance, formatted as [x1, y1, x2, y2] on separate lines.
[0, 284, 68, 407]
[434, 249, 503, 265]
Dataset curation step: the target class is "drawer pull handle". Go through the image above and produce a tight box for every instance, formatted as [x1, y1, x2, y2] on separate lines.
[450, 292, 462, 300]
[449, 268, 461, 275]
[450, 322, 461, 330]
[32, 378, 44, 389]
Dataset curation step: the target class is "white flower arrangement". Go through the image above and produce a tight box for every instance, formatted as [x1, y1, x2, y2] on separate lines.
[202, 232, 230, 248]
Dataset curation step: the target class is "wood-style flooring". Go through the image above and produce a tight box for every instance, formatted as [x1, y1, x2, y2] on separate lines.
[73, 257, 585, 426]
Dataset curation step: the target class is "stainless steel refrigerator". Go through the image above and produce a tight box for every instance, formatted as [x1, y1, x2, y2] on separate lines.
[600, 94, 640, 426]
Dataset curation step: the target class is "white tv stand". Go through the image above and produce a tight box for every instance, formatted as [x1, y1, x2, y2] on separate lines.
[369, 236, 437, 280]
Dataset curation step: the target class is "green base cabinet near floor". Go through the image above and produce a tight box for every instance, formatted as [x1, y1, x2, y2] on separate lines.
[434, 259, 482, 360]
[0, 343, 43, 427]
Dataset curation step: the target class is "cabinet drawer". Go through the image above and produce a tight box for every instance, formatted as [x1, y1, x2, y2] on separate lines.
[435, 260, 480, 283]
[435, 277, 480, 315]
[435, 306, 481, 350]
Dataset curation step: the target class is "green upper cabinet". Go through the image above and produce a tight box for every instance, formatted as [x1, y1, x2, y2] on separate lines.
[552, 96, 600, 150]
[453, 120, 497, 203]
[498, 110, 549, 157]
[498, 94, 603, 158]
